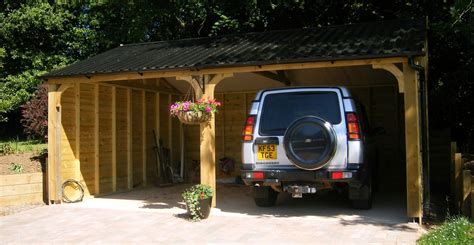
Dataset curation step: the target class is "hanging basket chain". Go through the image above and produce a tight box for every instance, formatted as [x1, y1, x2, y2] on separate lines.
[170, 80, 221, 125]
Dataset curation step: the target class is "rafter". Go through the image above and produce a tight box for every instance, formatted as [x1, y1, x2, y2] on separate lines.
[253, 70, 290, 86]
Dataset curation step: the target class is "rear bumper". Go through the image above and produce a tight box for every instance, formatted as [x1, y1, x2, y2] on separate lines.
[240, 168, 361, 186]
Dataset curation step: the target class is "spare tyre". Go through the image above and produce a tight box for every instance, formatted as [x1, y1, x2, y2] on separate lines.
[283, 116, 337, 170]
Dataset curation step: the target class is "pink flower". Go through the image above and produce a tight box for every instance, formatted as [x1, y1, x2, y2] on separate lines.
[205, 106, 212, 113]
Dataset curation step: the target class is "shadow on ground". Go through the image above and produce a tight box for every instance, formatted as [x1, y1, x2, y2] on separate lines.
[90, 183, 415, 232]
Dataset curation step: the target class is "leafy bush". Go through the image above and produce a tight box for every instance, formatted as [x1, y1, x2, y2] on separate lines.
[20, 84, 48, 142]
[8, 163, 24, 174]
[418, 216, 474, 244]
[182, 184, 213, 221]
[0, 144, 14, 155]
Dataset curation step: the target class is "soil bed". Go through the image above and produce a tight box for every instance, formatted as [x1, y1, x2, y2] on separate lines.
[0, 153, 43, 175]
[0, 153, 45, 216]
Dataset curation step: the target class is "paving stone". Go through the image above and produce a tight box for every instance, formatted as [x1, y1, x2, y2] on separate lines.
[0, 185, 422, 244]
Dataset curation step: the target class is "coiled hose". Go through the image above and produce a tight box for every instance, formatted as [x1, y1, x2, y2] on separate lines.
[62, 179, 84, 203]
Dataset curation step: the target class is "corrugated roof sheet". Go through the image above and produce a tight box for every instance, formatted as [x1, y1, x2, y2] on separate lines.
[44, 19, 426, 78]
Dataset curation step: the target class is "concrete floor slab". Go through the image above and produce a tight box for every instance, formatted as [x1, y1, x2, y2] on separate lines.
[0, 184, 423, 244]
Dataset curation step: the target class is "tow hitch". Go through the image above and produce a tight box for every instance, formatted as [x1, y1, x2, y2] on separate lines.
[284, 185, 317, 198]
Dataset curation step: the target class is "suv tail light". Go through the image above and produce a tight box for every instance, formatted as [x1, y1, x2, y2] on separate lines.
[346, 112, 361, 140]
[243, 115, 256, 141]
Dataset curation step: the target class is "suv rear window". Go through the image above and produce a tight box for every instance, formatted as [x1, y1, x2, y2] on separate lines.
[259, 92, 341, 135]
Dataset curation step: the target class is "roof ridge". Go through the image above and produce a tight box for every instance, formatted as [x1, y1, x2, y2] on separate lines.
[119, 18, 423, 48]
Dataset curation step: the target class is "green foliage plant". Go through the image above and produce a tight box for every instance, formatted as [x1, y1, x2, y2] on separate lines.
[8, 162, 24, 174]
[0, 140, 46, 155]
[182, 184, 213, 221]
[0, 144, 14, 156]
[418, 216, 474, 244]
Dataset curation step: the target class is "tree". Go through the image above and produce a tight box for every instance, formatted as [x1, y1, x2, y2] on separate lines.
[0, 2, 97, 121]
[0, 0, 472, 152]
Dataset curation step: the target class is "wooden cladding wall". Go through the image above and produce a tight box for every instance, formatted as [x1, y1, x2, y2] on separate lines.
[60, 85, 401, 194]
[60, 83, 181, 197]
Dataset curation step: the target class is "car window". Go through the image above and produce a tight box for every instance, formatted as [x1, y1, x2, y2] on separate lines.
[259, 92, 341, 135]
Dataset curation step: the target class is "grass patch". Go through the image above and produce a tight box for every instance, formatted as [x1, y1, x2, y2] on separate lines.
[418, 216, 474, 244]
[0, 139, 46, 155]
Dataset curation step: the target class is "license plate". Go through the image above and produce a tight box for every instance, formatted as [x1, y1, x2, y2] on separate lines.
[257, 144, 277, 160]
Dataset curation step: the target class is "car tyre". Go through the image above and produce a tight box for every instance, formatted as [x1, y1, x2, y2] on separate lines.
[252, 186, 278, 207]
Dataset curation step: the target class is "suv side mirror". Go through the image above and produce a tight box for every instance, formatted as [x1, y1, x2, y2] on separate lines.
[372, 127, 386, 136]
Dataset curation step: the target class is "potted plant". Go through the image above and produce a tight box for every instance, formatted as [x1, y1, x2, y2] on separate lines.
[170, 97, 222, 125]
[182, 184, 213, 221]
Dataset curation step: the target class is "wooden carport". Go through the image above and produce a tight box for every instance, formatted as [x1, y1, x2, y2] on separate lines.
[43, 19, 428, 220]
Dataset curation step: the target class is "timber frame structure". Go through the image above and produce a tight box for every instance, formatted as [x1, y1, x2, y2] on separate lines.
[43, 19, 428, 220]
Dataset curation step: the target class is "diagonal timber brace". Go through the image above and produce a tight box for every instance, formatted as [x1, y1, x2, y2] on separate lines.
[253, 70, 291, 86]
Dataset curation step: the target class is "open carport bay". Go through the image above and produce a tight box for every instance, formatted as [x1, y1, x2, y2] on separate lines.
[0, 184, 423, 244]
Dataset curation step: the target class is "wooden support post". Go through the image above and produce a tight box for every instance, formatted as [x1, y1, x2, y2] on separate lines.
[454, 153, 463, 211]
[127, 89, 133, 189]
[47, 83, 73, 204]
[403, 63, 422, 220]
[75, 84, 81, 181]
[168, 94, 173, 167]
[450, 142, 457, 205]
[197, 74, 233, 207]
[472, 175, 474, 221]
[47, 85, 59, 203]
[222, 94, 226, 157]
[155, 92, 161, 179]
[112, 87, 117, 192]
[180, 122, 184, 179]
[462, 170, 471, 217]
[94, 84, 100, 195]
[142, 90, 147, 185]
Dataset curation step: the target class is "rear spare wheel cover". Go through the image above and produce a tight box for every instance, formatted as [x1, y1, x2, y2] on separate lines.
[283, 116, 337, 170]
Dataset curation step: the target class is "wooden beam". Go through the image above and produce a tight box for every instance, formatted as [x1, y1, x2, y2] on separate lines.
[372, 63, 404, 93]
[94, 84, 100, 195]
[142, 90, 147, 186]
[403, 63, 422, 220]
[46, 57, 408, 84]
[253, 71, 290, 85]
[105, 81, 163, 92]
[127, 89, 133, 189]
[112, 87, 117, 192]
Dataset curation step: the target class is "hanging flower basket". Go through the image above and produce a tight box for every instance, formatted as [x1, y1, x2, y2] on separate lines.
[177, 111, 211, 125]
[170, 98, 222, 125]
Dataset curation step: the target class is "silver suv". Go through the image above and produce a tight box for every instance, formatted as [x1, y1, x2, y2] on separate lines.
[241, 87, 375, 209]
